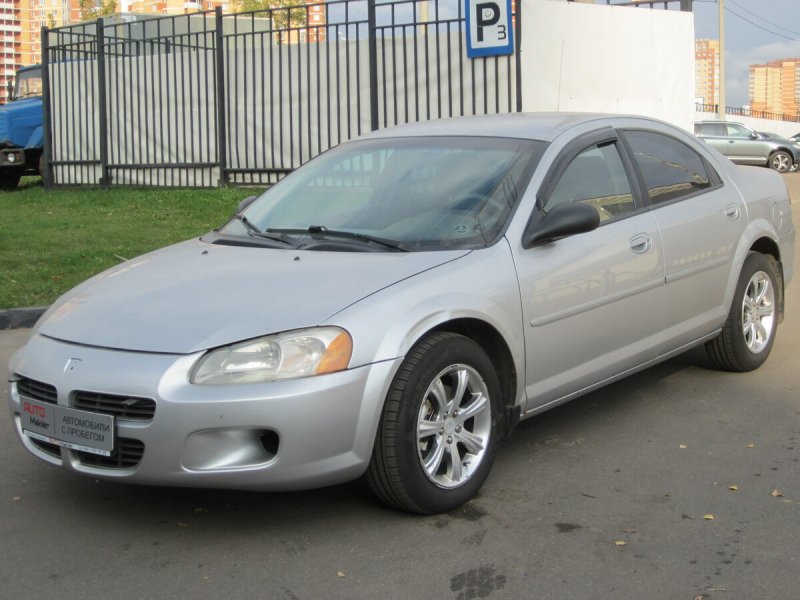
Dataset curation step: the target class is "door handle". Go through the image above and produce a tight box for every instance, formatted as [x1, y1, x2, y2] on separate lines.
[628, 234, 652, 254]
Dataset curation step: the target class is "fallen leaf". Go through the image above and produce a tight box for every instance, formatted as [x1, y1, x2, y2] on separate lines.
[614, 541, 626, 546]
[745, 443, 755, 449]
[177, 522, 189, 527]
[694, 596, 704, 600]
[703, 514, 715, 520]
[679, 444, 688, 449]
[771, 489, 783, 498]
[337, 571, 346, 578]
[728, 485, 738, 491]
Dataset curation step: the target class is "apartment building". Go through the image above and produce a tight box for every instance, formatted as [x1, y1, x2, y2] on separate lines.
[749, 58, 800, 117]
[694, 38, 719, 106]
[0, 0, 20, 94]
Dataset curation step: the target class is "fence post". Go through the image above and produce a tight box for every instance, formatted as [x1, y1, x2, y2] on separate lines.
[41, 26, 54, 189]
[96, 18, 110, 186]
[367, 0, 379, 131]
[215, 7, 228, 186]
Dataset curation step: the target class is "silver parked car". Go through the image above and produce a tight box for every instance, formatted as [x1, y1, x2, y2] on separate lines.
[8, 114, 796, 514]
[694, 120, 800, 172]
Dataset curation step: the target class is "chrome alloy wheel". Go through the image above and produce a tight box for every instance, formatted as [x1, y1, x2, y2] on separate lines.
[770, 152, 792, 172]
[742, 270, 775, 354]
[416, 364, 492, 489]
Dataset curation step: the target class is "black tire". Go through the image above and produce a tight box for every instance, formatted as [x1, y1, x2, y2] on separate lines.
[706, 252, 779, 372]
[366, 332, 501, 514]
[768, 150, 792, 173]
[0, 171, 21, 190]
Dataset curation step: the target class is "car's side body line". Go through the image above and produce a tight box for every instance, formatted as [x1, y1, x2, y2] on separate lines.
[664, 255, 731, 285]
[528, 278, 663, 328]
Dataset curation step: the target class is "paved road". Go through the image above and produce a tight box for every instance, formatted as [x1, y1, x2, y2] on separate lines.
[2, 177, 799, 600]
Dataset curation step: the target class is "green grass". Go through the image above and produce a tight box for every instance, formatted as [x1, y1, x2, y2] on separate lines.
[0, 178, 261, 309]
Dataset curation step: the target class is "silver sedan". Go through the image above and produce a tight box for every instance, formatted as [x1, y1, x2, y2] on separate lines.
[7, 113, 796, 514]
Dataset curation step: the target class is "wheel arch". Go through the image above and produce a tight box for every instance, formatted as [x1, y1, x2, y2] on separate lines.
[749, 235, 785, 322]
[428, 317, 521, 438]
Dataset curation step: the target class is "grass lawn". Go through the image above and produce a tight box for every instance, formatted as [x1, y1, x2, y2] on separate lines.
[0, 178, 260, 309]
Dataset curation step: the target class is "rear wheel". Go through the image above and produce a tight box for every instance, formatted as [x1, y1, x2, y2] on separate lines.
[706, 252, 779, 372]
[366, 332, 500, 514]
[768, 150, 792, 173]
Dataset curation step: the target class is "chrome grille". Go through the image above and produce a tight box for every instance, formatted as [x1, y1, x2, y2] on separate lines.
[73, 391, 156, 421]
[16, 377, 57, 404]
[74, 438, 145, 469]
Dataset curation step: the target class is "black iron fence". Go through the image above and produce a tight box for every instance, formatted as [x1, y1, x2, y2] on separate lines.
[42, 1, 521, 188]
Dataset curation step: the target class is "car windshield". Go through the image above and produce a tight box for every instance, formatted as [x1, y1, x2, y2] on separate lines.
[220, 136, 543, 251]
[13, 67, 42, 100]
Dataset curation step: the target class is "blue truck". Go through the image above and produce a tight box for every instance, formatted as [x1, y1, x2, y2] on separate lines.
[0, 65, 44, 190]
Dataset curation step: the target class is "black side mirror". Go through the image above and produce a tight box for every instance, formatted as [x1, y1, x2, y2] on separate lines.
[236, 195, 257, 214]
[522, 202, 600, 248]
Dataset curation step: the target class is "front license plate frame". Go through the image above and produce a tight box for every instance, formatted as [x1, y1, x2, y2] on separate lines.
[21, 399, 115, 456]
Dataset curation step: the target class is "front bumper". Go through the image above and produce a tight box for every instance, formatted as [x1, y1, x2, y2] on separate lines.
[0, 146, 25, 167]
[8, 333, 401, 491]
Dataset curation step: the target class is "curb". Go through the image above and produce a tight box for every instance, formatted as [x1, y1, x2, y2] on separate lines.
[0, 307, 47, 330]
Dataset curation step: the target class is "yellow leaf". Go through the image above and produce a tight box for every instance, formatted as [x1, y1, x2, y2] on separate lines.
[771, 489, 783, 498]
[728, 485, 738, 491]
[337, 571, 346, 578]
[745, 443, 755, 449]
[614, 541, 626, 546]
[13, 496, 21, 501]
[703, 514, 715, 520]
[679, 444, 688, 449]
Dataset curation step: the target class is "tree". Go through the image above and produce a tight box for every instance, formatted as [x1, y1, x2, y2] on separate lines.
[235, 0, 309, 31]
[79, 0, 118, 22]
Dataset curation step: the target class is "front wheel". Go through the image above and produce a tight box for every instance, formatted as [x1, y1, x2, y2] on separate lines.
[706, 252, 779, 372]
[768, 150, 792, 173]
[366, 332, 501, 514]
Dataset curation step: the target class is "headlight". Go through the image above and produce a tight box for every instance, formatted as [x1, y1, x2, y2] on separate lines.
[191, 327, 352, 385]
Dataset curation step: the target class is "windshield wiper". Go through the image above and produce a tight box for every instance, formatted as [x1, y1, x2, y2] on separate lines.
[234, 214, 300, 247]
[267, 226, 408, 252]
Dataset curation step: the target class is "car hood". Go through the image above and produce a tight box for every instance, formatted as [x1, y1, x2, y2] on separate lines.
[37, 238, 469, 354]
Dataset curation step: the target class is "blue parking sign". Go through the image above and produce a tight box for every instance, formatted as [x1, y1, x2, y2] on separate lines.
[465, 0, 514, 58]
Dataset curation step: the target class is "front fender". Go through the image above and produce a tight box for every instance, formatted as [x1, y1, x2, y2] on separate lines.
[25, 125, 43, 149]
[327, 241, 526, 406]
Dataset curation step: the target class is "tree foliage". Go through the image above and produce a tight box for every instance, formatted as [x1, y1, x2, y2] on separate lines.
[235, 0, 309, 30]
[79, 0, 118, 22]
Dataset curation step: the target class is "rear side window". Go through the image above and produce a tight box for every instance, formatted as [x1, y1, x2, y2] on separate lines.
[625, 131, 715, 205]
[696, 123, 725, 136]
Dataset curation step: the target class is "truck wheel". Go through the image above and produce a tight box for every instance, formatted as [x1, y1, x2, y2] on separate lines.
[0, 172, 21, 190]
[768, 151, 792, 173]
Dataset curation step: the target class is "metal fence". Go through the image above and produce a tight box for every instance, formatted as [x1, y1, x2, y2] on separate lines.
[42, 1, 521, 188]
[695, 103, 800, 124]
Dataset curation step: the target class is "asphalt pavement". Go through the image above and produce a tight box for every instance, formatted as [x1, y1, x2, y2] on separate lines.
[1, 177, 799, 600]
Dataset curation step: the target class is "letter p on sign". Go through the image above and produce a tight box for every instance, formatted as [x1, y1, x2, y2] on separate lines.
[466, 0, 514, 58]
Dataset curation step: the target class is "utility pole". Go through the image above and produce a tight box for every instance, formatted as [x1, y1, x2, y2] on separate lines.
[718, 0, 726, 120]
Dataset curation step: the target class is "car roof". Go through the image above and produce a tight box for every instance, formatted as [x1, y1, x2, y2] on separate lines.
[359, 112, 667, 143]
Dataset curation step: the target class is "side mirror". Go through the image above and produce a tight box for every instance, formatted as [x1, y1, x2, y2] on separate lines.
[236, 195, 257, 214]
[522, 202, 600, 248]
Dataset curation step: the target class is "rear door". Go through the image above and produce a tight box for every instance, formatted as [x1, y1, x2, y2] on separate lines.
[620, 129, 746, 350]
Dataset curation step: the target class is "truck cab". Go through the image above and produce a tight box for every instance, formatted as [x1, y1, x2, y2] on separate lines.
[1, 65, 44, 190]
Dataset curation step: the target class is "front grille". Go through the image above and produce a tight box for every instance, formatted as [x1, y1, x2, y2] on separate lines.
[73, 391, 156, 421]
[30, 437, 61, 458]
[16, 377, 57, 404]
[74, 438, 145, 469]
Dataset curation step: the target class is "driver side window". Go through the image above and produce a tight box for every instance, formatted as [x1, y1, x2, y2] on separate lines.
[544, 142, 635, 223]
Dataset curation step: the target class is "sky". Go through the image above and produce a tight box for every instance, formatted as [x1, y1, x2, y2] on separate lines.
[692, 0, 800, 107]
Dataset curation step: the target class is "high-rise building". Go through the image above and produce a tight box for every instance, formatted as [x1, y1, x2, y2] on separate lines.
[0, 0, 20, 95]
[695, 38, 719, 106]
[749, 59, 800, 117]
